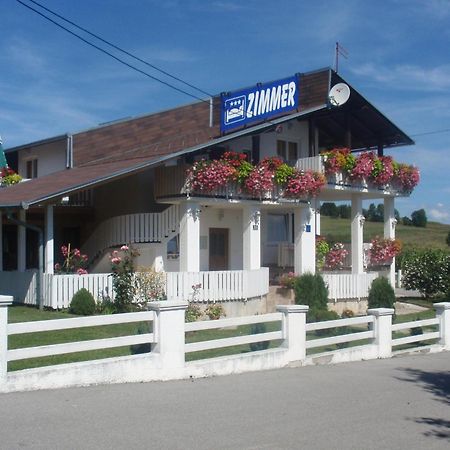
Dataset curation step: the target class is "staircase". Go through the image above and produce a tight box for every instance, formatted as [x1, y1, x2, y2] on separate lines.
[81, 205, 180, 264]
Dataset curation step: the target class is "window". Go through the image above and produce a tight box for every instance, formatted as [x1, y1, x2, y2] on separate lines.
[276, 140, 298, 162]
[26, 159, 38, 179]
[167, 236, 179, 259]
[267, 214, 289, 242]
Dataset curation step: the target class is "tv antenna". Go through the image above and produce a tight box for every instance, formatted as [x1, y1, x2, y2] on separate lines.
[335, 42, 348, 73]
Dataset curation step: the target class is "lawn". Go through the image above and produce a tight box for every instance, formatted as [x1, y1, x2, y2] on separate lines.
[320, 216, 450, 250]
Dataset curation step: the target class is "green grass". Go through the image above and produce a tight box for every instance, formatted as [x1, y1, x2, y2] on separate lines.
[321, 216, 450, 250]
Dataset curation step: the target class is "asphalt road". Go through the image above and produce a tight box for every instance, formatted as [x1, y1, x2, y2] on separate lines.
[1, 352, 449, 449]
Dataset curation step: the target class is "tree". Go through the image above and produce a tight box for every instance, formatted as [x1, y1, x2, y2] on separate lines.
[366, 203, 383, 222]
[411, 209, 427, 228]
[321, 202, 339, 218]
[402, 216, 413, 226]
[447, 230, 450, 247]
[338, 204, 351, 219]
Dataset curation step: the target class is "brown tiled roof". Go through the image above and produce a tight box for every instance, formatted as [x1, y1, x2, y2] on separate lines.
[74, 100, 222, 167]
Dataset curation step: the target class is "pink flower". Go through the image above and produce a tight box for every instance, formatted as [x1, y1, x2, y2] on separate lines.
[76, 268, 88, 275]
[54, 263, 61, 271]
[111, 257, 121, 264]
[120, 245, 129, 251]
[73, 248, 81, 257]
[61, 245, 68, 257]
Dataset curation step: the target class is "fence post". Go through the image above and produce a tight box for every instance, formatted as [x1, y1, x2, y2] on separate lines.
[148, 300, 188, 370]
[276, 304, 309, 363]
[434, 302, 450, 350]
[367, 308, 394, 358]
[0, 295, 13, 383]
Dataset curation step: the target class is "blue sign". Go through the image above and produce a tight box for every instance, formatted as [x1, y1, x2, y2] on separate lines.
[220, 75, 299, 133]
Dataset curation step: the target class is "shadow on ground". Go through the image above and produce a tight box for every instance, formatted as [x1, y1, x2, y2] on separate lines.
[398, 367, 450, 441]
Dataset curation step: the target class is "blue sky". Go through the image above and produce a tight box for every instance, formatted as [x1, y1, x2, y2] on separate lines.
[1, 0, 449, 223]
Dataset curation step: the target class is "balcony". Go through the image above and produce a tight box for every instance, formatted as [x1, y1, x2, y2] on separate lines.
[154, 152, 417, 203]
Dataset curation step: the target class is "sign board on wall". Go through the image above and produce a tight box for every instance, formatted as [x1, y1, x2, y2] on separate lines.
[220, 75, 299, 133]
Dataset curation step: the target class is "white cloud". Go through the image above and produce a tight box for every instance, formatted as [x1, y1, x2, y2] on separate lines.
[429, 208, 450, 221]
[351, 63, 450, 92]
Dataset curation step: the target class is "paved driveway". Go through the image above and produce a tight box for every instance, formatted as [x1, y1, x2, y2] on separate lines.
[1, 352, 449, 449]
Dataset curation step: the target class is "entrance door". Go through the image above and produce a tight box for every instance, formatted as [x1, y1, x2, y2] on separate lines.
[209, 228, 229, 271]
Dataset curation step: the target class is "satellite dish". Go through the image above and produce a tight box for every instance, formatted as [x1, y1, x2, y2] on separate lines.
[328, 83, 350, 106]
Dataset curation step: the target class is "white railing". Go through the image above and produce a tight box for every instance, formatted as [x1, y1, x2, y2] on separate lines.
[2, 268, 269, 309]
[295, 155, 324, 173]
[81, 205, 180, 261]
[392, 318, 440, 350]
[185, 312, 282, 353]
[1, 297, 449, 393]
[166, 267, 269, 302]
[322, 272, 379, 300]
[306, 315, 375, 350]
[6, 310, 153, 363]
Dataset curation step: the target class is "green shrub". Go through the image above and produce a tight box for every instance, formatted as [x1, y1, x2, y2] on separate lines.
[368, 277, 395, 309]
[401, 248, 450, 297]
[185, 303, 202, 322]
[69, 288, 96, 315]
[205, 303, 226, 320]
[293, 273, 328, 319]
[249, 322, 270, 351]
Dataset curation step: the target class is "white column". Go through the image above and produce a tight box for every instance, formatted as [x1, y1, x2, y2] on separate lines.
[277, 304, 309, 362]
[315, 200, 321, 235]
[0, 211, 3, 271]
[148, 300, 188, 370]
[243, 205, 261, 270]
[351, 195, 364, 274]
[368, 308, 394, 358]
[179, 201, 200, 272]
[384, 197, 396, 287]
[294, 204, 316, 274]
[0, 295, 13, 383]
[17, 209, 26, 272]
[434, 302, 450, 350]
[45, 205, 54, 274]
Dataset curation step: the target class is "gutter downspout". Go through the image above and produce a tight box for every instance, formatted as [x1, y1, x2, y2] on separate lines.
[6, 207, 44, 310]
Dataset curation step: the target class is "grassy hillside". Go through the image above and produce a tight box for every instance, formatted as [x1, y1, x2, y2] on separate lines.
[320, 216, 450, 250]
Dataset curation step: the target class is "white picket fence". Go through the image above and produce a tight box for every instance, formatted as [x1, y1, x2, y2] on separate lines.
[0, 271, 114, 309]
[0, 267, 270, 309]
[81, 205, 180, 261]
[322, 272, 379, 300]
[166, 267, 269, 302]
